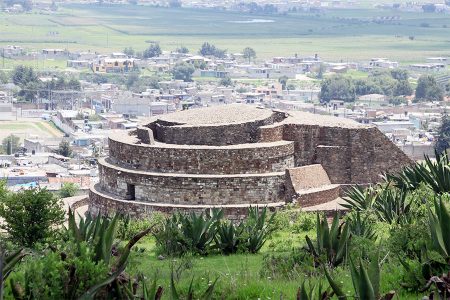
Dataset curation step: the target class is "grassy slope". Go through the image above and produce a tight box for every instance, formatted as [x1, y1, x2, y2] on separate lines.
[128, 230, 421, 299]
[1, 5, 450, 65]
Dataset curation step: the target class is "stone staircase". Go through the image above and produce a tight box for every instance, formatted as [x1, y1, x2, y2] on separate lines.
[285, 164, 341, 209]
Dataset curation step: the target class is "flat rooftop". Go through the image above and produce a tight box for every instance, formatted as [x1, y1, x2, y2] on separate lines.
[156, 104, 274, 126]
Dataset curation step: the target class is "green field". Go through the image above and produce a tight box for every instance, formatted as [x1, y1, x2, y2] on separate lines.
[1, 4, 450, 66]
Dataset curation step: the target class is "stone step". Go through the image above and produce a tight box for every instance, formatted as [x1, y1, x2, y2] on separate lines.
[302, 197, 348, 215]
[294, 184, 341, 208]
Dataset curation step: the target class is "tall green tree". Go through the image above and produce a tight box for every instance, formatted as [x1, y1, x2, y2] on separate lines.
[242, 47, 256, 63]
[199, 42, 226, 58]
[320, 74, 356, 102]
[1, 134, 20, 155]
[143, 44, 162, 58]
[394, 80, 413, 96]
[436, 111, 450, 154]
[278, 75, 288, 90]
[0, 185, 65, 247]
[58, 140, 73, 157]
[0, 70, 8, 84]
[415, 75, 444, 102]
[172, 62, 195, 82]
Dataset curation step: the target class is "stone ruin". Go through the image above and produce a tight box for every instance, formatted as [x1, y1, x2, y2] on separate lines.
[89, 104, 412, 218]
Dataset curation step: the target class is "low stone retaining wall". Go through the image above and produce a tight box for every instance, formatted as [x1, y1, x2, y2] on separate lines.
[89, 184, 283, 220]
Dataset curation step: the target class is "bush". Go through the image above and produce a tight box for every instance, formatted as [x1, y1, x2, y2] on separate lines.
[6, 247, 109, 299]
[117, 213, 165, 241]
[260, 250, 316, 280]
[387, 222, 430, 259]
[273, 208, 316, 233]
[59, 182, 79, 198]
[0, 185, 65, 248]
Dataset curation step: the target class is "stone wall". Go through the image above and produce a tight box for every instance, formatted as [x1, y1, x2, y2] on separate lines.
[281, 124, 412, 184]
[109, 136, 294, 175]
[348, 127, 412, 183]
[98, 158, 286, 205]
[315, 145, 351, 183]
[151, 112, 287, 146]
[89, 184, 281, 220]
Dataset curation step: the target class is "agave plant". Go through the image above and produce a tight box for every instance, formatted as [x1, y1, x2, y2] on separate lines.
[10, 210, 154, 300]
[373, 187, 412, 225]
[419, 152, 450, 194]
[68, 209, 120, 264]
[384, 164, 424, 192]
[296, 280, 331, 300]
[214, 221, 244, 255]
[428, 197, 450, 260]
[304, 213, 351, 268]
[347, 211, 377, 240]
[0, 249, 27, 300]
[324, 252, 395, 300]
[169, 270, 218, 300]
[243, 207, 276, 253]
[342, 185, 378, 211]
[179, 211, 220, 254]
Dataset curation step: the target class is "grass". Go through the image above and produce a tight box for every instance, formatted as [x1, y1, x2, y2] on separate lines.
[1, 4, 450, 70]
[126, 227, 423, 299]
[0, 120, 63, 141]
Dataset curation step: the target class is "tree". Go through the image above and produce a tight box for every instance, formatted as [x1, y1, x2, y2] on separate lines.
[219, 76, 233, 87]
[394, 79, 413, 96]
[59, 182, 79, 198]
[390, 69, 409, 81]
[436, 111, 450, 154]
[12, 65, 37, 87]
[369, 70, 397, 96]
[319, 74, 356, 103]
[11, 65, 40, 102]
[316, 63, 326, 79]
[172, 62, 195, 82]
[415, 75, 444, 102]
[242, 47, 256, 63]
[0, 70, 8, 84]
[143, 44, 162, 59]
[354, 78, 382, 96]
[199, 42, 226, 58]
[123, 47, 135, 57]
[0, 185, 65, 247]
[126, 72, 140, 90]
[175, 46, 189, 54]
[278, 75, 288, 90]
[58, 140, 73, 157]
[67, 78, 81, 90]
[1, 134, 20, 155]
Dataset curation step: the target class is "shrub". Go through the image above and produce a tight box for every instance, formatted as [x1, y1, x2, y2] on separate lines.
[59, 182, 79, 198]
[0, 186, 65, 248]
[260, 250, 316, 280]
[387, 222, 430, 259]
[117, 213, 164, 241]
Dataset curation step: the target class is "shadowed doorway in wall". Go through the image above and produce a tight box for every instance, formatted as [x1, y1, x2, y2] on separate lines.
[126, 183, 135, 200]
